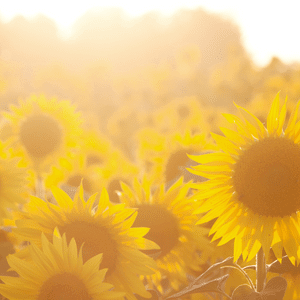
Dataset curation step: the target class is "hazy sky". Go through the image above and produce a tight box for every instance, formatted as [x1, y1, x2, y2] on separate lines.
[0, 0, 299, 67]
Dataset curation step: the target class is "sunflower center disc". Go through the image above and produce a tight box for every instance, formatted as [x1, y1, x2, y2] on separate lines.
[86, 154, 104, 167]
[58, 221, 118, 274]
[19, 114, 62, 158]
[177, 105, 190, 119]
[37, 273, 90, 300]
[133, 204, 180, 258]
[233, 137, 300, 217]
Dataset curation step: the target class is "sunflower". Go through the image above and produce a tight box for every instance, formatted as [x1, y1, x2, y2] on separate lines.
[152, 96, 210, 135]
[0, 140, 29, 222]
[136, 128, 216, 185]
[0, 232, 124, 300]
[44, 129, 136, 201]
[106, 103, 142, 160]
[189, 93, 300, 264]
[78, 129, 112, 168]
[96, 149, 139, 204]
[13, 184, 158, 299]
[2, 94, 83, 175]
[118, 176, 214, 294]
[43, 151, 103, 197]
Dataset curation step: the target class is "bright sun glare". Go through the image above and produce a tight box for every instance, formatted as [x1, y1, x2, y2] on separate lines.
[0, 1, 209, 36]
[1, 0, 300, 66]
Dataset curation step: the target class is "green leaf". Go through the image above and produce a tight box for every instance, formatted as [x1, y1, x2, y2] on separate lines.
[260, 276, 287, 300]
[232, 284, 260, 300]
[232, 277, 287, 300]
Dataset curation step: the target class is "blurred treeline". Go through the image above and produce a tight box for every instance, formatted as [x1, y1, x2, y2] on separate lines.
[1, 7, 300, 158]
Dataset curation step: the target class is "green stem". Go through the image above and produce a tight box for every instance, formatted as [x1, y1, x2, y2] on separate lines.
[256, 247, 266, 292]
[35, 174, 45, 200]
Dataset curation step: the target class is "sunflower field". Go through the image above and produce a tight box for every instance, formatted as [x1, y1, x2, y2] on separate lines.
[0, 7, 300, 300]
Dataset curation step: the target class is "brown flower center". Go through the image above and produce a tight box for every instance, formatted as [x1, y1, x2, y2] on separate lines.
[133, 204, 180, 258]
[19, 114, 62, 158]
[86, 155, 104, 167]
[177, 105, 190, 119]
[58, 221, 118, 274]
[233, 137, 300, 217]
[37, 273, 90, 300]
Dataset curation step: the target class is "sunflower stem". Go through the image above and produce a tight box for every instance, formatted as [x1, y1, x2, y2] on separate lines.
[36, 174, 45, 200]
[256, 247, 266, 292]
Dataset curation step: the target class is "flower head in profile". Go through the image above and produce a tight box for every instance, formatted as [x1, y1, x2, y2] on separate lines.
[0, 232, 124, 300]
[189, 93, 300, 264]
[118, 176, 213, 294]
[136, 128, 215, 185]
[13, 184, 158, 299]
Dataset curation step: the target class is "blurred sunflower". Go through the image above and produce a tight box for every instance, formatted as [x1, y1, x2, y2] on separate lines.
[79, 129, 112, 168]
[98, 150, 139, 204]
[44, 138, 139, 205]
[200, 104, 234, 135]
[43, 158, 98, 200]
[189, 93, 300, 264]
[106, 103, 141, 160]
[13, 184, 158, 299]
[0, 232, 124, 300]
[2, 95, 83, 175]
[0, 140, 29, 222]
[44, 155, 101, 198]
[118, 176, 213, 294]
[152, 96, 209, 134]
[136, 129, 215, 185]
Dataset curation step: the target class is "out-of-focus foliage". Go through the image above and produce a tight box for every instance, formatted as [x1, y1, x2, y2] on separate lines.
[1, 6, 300, 155]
